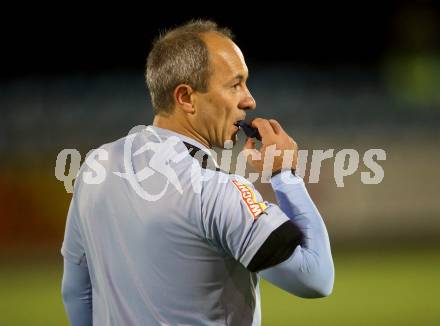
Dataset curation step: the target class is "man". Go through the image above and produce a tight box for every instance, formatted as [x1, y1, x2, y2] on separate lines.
[61, 20, 334, 325]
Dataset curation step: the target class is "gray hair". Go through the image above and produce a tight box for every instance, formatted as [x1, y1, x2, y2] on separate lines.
[145, 19, 234, 115]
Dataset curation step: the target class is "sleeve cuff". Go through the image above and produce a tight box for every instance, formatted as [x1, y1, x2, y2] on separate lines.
[61, 245, 87, 266]
[271, 170, 304, 188]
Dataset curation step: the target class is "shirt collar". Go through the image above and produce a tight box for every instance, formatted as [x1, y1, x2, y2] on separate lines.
[148, 126, 210, 150]
[146, 125, 219, 168]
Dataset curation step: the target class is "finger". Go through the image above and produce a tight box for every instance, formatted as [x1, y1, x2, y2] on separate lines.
[268, 119, 284, 135]
[251, 118, 275, 139]
[245, 148, 262, 166]
[289, 137, 298, 149]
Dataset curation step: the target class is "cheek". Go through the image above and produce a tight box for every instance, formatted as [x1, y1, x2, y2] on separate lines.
[216, 93, 237, 114]
[196, 97, 216, 120]
[205, 95, 229, 118]
[199, 91, 237, 125]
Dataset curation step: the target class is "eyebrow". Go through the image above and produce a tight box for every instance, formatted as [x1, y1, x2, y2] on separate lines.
[230, 74, 247, 83]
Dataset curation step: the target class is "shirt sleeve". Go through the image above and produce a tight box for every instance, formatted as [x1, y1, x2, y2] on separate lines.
[61, 197, 87, 265]
[201, 174, 290, 268]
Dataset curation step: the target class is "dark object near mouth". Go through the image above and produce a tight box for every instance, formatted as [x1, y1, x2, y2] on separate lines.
[234, 120, 262, 141]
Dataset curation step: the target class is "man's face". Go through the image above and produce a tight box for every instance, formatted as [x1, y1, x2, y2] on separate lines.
[192, 33, 256, 148]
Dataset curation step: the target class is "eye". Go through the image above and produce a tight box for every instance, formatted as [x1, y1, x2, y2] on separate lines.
[232, 83, 241, 90]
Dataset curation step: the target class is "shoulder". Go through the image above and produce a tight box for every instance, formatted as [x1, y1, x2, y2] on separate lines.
[202, 172, 249, 196]
[202, 172, 267, 218]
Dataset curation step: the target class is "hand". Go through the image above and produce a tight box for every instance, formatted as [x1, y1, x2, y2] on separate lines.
[243, 118, 298, 176]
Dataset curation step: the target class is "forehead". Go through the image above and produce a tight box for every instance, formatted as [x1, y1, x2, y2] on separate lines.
[202, 32, 248, 82]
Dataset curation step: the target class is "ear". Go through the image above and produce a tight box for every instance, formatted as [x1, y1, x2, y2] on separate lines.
[174, 84, 195, 114]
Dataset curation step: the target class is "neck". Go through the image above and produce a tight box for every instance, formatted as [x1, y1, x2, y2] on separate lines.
[153, 114, 212, 149]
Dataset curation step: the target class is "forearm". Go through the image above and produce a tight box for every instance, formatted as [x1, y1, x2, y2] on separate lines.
[271, 171, 331, 253]
[261, 171, 334, 297]
[62, 258, 93, 326]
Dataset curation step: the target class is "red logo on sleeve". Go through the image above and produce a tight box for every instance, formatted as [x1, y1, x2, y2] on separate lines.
[231, 179, 268, 220]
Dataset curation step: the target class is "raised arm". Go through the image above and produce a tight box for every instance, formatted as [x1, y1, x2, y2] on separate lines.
[244, 118, 334, 297]
[260, 171, 334, 297]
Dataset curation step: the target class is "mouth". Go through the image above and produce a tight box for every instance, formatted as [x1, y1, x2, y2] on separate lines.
[232, 125, 239, 136]
[232, 121, 241, 136]
[233, 118, 245, 129]
[231, 118, 246, 140]
[231, 120, 243, 139]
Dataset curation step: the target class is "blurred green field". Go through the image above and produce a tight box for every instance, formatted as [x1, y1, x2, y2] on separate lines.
[1, 248, 439, 325]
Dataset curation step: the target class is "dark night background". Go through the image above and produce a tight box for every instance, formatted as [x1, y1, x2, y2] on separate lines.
[2, 3, 423, 77]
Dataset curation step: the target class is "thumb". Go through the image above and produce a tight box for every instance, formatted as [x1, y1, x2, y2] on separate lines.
[243, 137, 256, 150]
[243, 138, 262, 168]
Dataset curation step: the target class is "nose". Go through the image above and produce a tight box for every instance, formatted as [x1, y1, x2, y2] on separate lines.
[238, 87, 256, 111]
